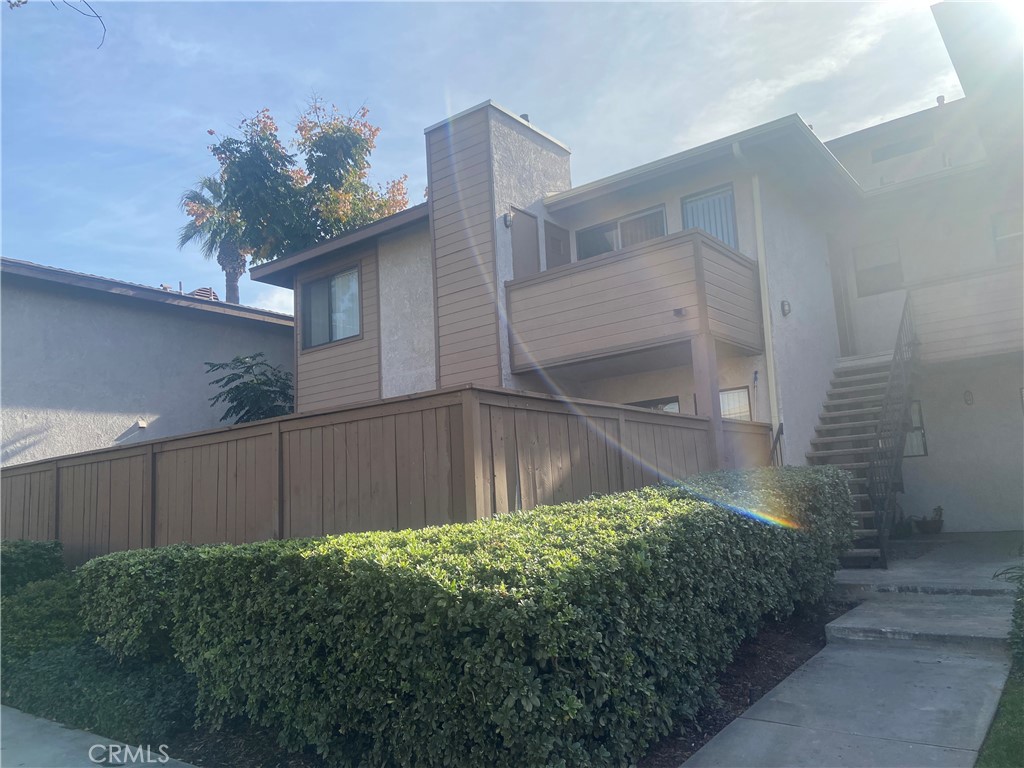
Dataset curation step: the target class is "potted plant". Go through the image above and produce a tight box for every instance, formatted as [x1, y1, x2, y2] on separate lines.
[889, 506, 913, 540]
[914, 505, 944, 535]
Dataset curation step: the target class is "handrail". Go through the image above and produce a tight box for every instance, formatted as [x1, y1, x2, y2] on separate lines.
[769, 422, 784, 467]
[866, 297, 917, 567]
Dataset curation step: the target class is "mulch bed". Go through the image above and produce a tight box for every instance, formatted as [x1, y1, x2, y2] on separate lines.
[639, 599, 855, 767]
[167, 600, 855, 768]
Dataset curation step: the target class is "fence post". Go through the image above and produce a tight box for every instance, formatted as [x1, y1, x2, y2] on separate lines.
[617, 412, 629, 491]
[144, 445, 156, 548]
[51, 462, 61, 543]
[272, 421, 283, 539]
[461, 388, 485, 521]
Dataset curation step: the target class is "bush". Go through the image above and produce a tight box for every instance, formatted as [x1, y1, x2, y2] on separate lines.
[1, 573, 84, 666]
[77, 544, 200, 661]
[997, 563, 1024, 665]
[2, 641, 197, 744]
[1, 540, 65, 595]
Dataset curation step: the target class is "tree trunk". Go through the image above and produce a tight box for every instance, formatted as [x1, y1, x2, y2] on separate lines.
[217, 241, 247, 305]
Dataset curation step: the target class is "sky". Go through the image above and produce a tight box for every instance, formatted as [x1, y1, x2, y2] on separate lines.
[1, 1, 965, 313]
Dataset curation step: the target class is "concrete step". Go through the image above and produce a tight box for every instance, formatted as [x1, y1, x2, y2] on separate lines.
[810, 434, 877, 447]
[818, 407, 881, 421]
[830, 371, 889, 387]
[835, 462, 870, 474]
[807, 449, 876, 465]
[826, 382, 888, 398]
[840, 548, 883, 567]
[833, 352, 893, 372]
[814, 420, 879, 435]
[822, 394, 884, 409]
[825, 597, 1014, 653]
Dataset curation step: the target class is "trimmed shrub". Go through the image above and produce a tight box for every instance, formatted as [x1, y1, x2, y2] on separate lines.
[0, 573, 84, 665]
[1, 540, 65, 595]
[2, 641, 197, 744]
[77, 544, 200, 660]
[160, 465, 851, 766]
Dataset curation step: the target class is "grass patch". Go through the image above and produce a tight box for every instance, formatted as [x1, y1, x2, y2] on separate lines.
[976, 664, 1023, 768]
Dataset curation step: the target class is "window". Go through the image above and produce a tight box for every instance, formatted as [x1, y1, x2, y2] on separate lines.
[993, 209, 1023, 264]
[301, 267, 360, 349]
[682, 186, 738, 249]
[575, 207, 666, 260]
[719, 387, 752, 421]
[903, 400, 928, 457]
[853, 239, 903, 297]
[871, 134, 933, 163]
[628, 396, 680, 414]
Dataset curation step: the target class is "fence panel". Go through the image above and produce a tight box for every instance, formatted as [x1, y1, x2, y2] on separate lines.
[2, 386, 768, 563]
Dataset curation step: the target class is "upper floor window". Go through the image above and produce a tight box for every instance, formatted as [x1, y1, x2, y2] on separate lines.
[871, 134, 933, 163]
[682, 186, 738, 249]
[853, 239, 903, 297]
[719, 387, 752, 421]
[993, 209, 1023, 264]
[576, 207, 666, 260]
[301, 267, 360, 349]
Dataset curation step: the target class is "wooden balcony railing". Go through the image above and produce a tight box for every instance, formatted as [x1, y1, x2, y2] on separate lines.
[505, 230, 762, 372]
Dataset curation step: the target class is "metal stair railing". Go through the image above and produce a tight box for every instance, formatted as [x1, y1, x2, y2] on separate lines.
[866, 297, 918, 567]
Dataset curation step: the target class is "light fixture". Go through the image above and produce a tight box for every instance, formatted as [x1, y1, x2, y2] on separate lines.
[781, 300, 791, 317]
[503, 212, 513, 228]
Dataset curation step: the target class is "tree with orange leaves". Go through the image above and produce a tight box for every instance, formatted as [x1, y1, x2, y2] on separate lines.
[181, 100, 408, 293]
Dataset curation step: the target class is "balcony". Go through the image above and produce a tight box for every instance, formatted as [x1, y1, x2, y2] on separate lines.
[909, 264, 1023, 365]
[505, 230, 763, 373]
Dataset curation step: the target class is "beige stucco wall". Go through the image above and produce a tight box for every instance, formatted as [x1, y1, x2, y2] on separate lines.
[378, 222, 437, 398]
[901, 354, 1023, 532]
[1, 279, 294, 466]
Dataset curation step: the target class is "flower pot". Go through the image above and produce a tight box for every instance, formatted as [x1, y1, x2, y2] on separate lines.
[913, 518, 944, 535]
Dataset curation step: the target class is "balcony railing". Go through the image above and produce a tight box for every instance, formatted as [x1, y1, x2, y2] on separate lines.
[505, 230, 762, 372]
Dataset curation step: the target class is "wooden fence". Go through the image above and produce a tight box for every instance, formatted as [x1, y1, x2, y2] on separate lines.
[1, 386, 772, 565]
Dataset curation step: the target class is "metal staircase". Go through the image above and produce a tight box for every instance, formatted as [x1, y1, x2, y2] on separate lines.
[807, 300, 917, 568]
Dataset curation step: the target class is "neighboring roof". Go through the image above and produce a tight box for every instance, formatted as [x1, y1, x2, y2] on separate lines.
[544, 114, 861, 211]
[823, 98, 969, 149]
[250, 203, 429, 288]
[0, 258, 293, 327]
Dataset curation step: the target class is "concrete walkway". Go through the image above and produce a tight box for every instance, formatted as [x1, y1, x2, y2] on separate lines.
[0, 707, 196, 768]
[683, 533, 1020, 767]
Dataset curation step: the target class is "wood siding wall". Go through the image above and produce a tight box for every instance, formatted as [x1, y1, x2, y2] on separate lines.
[721, 419, 774, 471]
[295, 250, 381, 412]
[910, 265, 1024, 365]
[700, 238, 763, 350]
[506, 231, 762, 372]
[426, 110, 502, 388]
[2, 387, 770, 565]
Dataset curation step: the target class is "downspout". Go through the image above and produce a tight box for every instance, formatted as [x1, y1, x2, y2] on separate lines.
[731, 141, 781, 430]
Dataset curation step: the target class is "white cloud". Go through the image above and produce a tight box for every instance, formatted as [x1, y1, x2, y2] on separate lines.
[248, 285, 294, 316]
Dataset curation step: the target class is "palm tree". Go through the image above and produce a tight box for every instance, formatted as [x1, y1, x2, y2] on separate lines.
[178, 176, 247, 304]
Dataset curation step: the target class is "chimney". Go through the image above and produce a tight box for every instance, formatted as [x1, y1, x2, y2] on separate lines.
[519, 113, 530, 123]
[936, 95, 946, 106]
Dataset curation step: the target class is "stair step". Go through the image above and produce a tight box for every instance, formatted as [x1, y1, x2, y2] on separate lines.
[825, 598, 1014, 652]
[833, 353, 893, 372]
[811, 434, 878, 446]
[823, 394, 885, 409]
[853, 510, 877, 519]
[836, 462, 871, 474]
[816, 420, 879, 434]
[807, 448, 876, 461]
[839, 548, 883, 568]
[852, 528, 880, 538]
[826, 382, 889, 397]
[819, 407, 882, 421]
[830, 371, 890, 386]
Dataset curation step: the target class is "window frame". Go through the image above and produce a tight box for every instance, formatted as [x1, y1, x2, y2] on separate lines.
[853, 238, 904, 298]
[575, 205, 667, 261]
[681, 184, 739, 250]
[719, 386, 752, 421]
[992, 209, 1023, 265]
[299, 264, 363, 352]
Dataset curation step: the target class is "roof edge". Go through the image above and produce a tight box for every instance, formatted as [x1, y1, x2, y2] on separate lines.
[424, 100, 571, 153]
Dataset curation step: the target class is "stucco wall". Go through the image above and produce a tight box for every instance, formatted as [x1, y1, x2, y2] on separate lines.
[1, 279, 294, 466]
[901, 354, 1023, 532]
[830, 169, 1017, 356]
[759, 179, 841, 465]
[378, 222, 437, 398]
[488, 109, 572, 388]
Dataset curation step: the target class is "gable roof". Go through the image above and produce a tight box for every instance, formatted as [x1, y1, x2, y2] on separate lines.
[1, 258, 293, 327]
[250, 203, 429, 288]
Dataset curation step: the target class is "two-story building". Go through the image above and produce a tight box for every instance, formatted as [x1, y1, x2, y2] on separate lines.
[250, 4, 1022, 562]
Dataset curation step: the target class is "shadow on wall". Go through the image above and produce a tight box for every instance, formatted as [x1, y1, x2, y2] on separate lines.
[1, 425, 48, 465]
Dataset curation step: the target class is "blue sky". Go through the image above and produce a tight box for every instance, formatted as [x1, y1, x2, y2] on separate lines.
[2, 2, 963, 312]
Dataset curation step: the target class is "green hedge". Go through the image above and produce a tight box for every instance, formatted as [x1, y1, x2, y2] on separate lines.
[0, 574, 84, 666]
[1, 540, 65, 595]
[2, 641, 196, 745]
[78, 466, 851, 766]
